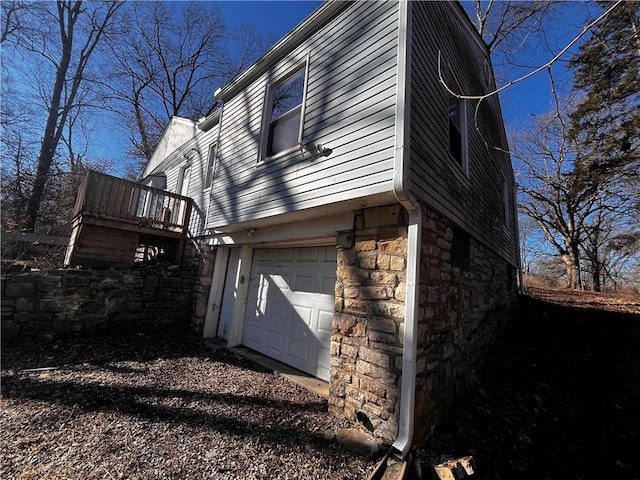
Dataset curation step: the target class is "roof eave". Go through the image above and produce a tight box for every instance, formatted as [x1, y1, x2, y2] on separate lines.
[214, 0, 351, 102]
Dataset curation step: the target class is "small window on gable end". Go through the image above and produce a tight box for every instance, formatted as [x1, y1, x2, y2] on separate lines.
[451, 227, 471, 271]
[262, 63, 307, 160]
[204, 143, 216, 190]
[447, 68, 467, 171]
[500, 175, 508, 226]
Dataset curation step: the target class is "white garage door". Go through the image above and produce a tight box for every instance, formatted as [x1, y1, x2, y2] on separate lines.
[242, 246, 336, 381]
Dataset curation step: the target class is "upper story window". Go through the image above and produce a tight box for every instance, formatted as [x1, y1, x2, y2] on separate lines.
[447, 68, 468, 173]
[261, 62, 307, 161]
[500, 175, 509, 227]
[204, 143, 216, 190]
[178, 163, 191, 197]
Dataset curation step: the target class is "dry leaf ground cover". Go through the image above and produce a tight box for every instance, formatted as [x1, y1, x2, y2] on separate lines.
[1, 337, 382, 480]
[414, 288, 640, 479]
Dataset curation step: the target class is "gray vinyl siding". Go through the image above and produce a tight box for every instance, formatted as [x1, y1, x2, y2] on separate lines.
[207, 1, 399, 229]
[155, 127, 218, 238]
[409, 2, 518, 265]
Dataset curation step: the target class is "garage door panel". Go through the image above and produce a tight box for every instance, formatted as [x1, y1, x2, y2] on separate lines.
[317, 311, 333, 337]
[287, 337, 311, 363]
[294, 274, 316, 293]
[265, 329, 284, 354]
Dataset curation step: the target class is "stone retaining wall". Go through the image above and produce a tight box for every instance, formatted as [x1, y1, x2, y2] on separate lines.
[1, 265, 195, 343]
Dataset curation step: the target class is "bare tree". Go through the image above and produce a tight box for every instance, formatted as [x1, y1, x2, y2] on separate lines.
[2, 1, 123, 232]
[515, 111, 598, 289]
[103, 2, 266, 172]
[470, 0, 557, 54]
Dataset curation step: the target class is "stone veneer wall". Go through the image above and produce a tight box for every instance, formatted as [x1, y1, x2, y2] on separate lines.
[330, 205, 409, 442]
[1, 265, 195, 343]
[413, 205, 518, 440]
[330, 203, 518, 445]
[182, 239, 216, 335]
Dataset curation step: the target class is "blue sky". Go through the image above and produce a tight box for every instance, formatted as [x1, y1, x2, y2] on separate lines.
[217, 0, 322, 38]
[213, 1, 585, 129]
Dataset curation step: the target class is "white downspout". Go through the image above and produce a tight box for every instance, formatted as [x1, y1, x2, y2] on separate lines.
[391, 0, 420, 458]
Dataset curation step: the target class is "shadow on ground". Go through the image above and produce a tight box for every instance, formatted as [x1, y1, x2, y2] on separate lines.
[413, 294, 640, 480]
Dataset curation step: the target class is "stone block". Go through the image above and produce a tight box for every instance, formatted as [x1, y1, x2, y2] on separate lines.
[434, 456, 475, 480]
[154, 291, 172, 301]
[373, 301, 405, 319]
[367, 329, 398, 345]
[341, 343, 358, 359]
[337, 249, 356, 265]
[360, 286, 390, 300]
[357, 251, 377, 269]
[122, 274, 143, 287]
[333, 314, 365, 337]
[2, 320, 21, 341]
[379, 239, 407, 255]
[53, 315, 71, 332]
[15, 297, 35, 313]
[370, 271, 398, 285]
[354, 240, 376, 254]
[171, 292, 187, 302]
[367, 316, 397, 334]
[344, 298, 373, 315]
[363, 205, 402, 228]
[358, 376, 387, 398]
[5, 282, 35, 298]
[38, 299, 64, 313]
[336, 231, 354, 249]
[359, 346, 390, 368]
[376, 254, 391, 270]
[395, 282, 406, 301]
[344, 287, 358, 299]
[62, 274, 91, 287]
[390, 255, 406, 271]
[356, 359, 395, 383]
[337, 265, 369, 282]
[330, 378, 346, 397]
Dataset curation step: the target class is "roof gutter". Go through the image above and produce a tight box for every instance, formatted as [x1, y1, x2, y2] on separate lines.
[391, 0, 420, 459]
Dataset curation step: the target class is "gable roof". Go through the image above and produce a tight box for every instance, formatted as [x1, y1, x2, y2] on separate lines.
[142, 116, 198, 178]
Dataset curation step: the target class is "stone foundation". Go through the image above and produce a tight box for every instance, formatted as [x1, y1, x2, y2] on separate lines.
[329, 203, 518, 445]
[413, 205, 518, 440]
[330, 205, 408, 442]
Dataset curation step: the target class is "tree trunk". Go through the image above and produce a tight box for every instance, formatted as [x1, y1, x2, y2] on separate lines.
[22, 24, 73, 232]
[561, 253, 582, 290]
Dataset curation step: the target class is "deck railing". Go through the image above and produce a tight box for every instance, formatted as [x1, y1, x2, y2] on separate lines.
[73, 170, 192, 233]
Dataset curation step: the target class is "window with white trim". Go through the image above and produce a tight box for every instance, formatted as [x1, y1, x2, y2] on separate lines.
[447, 68, 468, 172]
[204, 143, 216, 190]
[261, 63, 307, 161]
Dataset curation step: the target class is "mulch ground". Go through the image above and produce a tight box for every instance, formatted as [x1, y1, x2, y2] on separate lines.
[2, 287, 639, 480]
[1, 337, 382, 480]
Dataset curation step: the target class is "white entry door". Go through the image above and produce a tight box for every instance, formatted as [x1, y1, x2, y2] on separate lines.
[242, 246, 336, 381]
[217, 248, 242, 341]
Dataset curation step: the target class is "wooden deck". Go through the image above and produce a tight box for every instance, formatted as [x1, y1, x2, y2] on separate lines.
[65, 170, 193, 267]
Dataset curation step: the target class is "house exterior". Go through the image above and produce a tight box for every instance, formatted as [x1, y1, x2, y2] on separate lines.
[140, 0, 519, 454]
